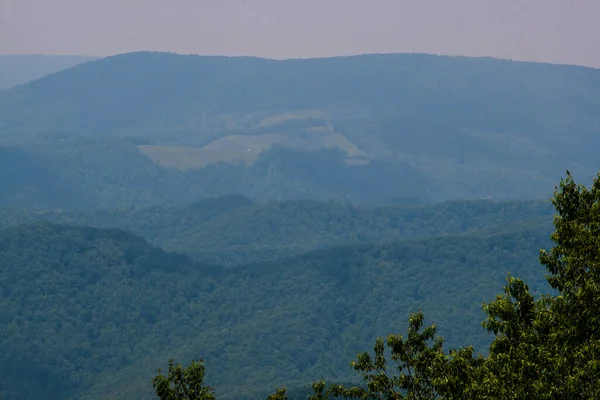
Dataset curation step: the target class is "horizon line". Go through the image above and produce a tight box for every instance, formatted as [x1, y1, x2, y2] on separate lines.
[1, 51, 598, 70]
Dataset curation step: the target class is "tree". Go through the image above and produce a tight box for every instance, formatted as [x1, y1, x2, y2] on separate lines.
[152, 359, 216, 400]
[266, 388, 288, 400]
[274, 312, 482, 400]
[269, 172, 600, 399]
[480, 171, 600, 398]
[160, 172, 600, 399]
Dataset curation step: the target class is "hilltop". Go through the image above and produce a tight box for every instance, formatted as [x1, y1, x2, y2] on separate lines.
[0, 54, 96, 91]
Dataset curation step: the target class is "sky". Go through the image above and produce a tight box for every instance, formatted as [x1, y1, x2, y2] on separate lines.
[1, 0, 599, 68]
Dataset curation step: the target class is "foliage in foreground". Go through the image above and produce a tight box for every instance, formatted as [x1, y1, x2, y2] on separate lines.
[154, 172, 600, 399]
[152, 359, 215, 400]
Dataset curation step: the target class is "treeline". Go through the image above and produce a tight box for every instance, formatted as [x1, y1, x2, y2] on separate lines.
[0, 196, 553, 266]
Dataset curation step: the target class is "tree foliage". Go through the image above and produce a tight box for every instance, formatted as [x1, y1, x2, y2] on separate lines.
[478, 171, 600, 398]
[261, 172, 600, 399]
[152, 359, 215, 400]
[303, 313, 482, 400]
[0, 195, 553, 267]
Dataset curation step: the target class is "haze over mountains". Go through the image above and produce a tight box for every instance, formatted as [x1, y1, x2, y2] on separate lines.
[0, 51, 598, 399]
[0, 54, 96, 91]
[1, 51, 599, 208]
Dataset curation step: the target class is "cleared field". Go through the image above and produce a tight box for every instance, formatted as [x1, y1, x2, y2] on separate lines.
[138, 120, 370, 170]
[138, 133, 280, 170]
[259, 110, 329, 127]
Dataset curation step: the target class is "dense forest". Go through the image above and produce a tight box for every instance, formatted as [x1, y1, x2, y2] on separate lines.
[1, 51, 599, 399]
[0, 200, 554, 399]
[0, 196, 553, 266]
[152, 173, 600, 400]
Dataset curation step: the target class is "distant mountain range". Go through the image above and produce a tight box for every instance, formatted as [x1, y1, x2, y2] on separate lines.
[1, 51, 598, 207]
[0, 54, 96, 91]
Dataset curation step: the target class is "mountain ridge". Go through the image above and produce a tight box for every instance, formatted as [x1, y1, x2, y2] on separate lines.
[0, 196, 554, 266]
[0, 54, 96, 91]
[1, 51, 598, 205]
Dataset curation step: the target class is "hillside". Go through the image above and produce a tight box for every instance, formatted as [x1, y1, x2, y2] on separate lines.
[0, 223, 212, 400]
[0, 197, 554, 265]
[0, 146, 89, 209]
[0, 221, 553, 399]
[161, 198, 554, 265]
[0, 52, 599, 206]
[0, 54, 96, 91]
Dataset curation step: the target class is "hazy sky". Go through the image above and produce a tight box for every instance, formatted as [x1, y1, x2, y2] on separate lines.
[2, 0, 599, 68]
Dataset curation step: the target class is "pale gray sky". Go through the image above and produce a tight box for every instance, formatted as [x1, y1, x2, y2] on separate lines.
[1, 0, 599, 68]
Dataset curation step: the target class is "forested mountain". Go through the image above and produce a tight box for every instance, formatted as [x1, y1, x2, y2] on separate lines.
[1, 50, 597, 399]
[0, 54, 96, 91]
[0, 146, 90, 209]
[1, 52, 599, 206]
[0, 220, 552, 399]
[0, 197, 553, 265]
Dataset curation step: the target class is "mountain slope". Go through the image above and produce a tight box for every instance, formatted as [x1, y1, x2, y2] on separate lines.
[2, 52, 599, 144]
[1, 52, 598, 203]
[0, 197, 554, 265]
[162, 198, 554, 265]
[0, 221, 553, 399]
[0, 146, 90, 209]
[0, 223, 217, 400]
[0, 55, 96, 91]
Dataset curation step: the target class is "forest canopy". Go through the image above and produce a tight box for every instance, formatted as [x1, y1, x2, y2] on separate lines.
[153, 172, 600, 399]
